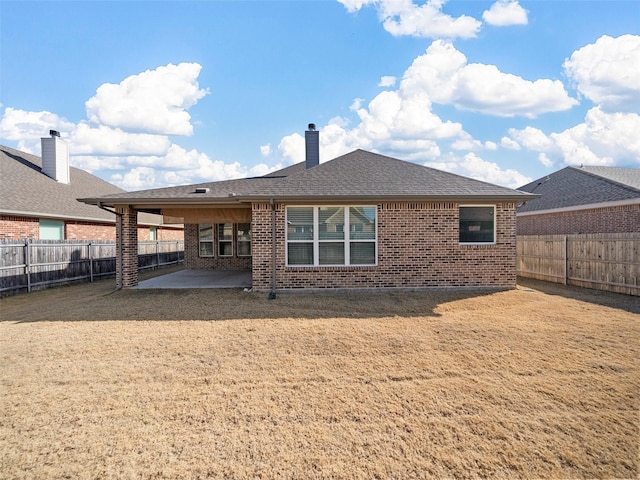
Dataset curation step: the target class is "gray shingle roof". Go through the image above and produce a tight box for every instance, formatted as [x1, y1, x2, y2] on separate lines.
[0, 145, 166, 225]
[81, 149, 535, 206]
[250, 150, 534, 200]
[517, 166, 640, 213]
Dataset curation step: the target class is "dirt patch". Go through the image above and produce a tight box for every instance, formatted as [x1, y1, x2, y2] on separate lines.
[1, 270, 638, 478]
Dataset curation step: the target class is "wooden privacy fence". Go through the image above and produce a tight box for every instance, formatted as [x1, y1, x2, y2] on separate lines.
[0, 239, 184, 294]
[517, 233, 639, 296]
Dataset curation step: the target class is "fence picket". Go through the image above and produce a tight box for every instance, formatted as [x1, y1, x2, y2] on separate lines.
[0, 239, 184, 294]
[517, 233, 639, 296]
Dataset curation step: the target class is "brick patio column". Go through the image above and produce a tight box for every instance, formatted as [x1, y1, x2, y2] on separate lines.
[116, 205, 138, 288]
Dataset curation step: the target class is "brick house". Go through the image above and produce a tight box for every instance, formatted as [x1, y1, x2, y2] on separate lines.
[80, 126, 536, 291]
[1, 134, 183, 241]
[517, 166, 640, 235]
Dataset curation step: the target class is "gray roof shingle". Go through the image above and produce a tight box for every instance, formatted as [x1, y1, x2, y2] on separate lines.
[517, 166, 640, 213]
[0, 145, 166, 225]
[81, 149, 535, 206]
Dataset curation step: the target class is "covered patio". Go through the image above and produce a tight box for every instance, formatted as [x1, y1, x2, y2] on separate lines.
[137, 269, 252, 289]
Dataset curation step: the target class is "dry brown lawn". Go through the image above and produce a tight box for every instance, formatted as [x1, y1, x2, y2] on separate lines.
[1, 269, 638, 479]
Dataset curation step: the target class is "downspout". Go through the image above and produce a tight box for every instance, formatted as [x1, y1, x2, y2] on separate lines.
[269, 198, 277, 299]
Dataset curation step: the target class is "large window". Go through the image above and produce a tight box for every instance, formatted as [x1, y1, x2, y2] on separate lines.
[459, 206, 495, 244]
[287, 206, 377, 266]
[199, 224, 214, 256]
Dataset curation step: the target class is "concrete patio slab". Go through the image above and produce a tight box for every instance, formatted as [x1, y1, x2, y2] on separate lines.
[137, 270, 252, 289]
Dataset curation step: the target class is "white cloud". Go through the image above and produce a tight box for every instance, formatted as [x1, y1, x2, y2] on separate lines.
[482, 0, 528, 27]
[337, 0, 376, 13]
[427, 152, 531, 188]
[339, 0, 482, 39]
[70, 123, 171, 156]
[402, 40, 578, 118]
[0, 108, 76, 152]
[507, 126, 554, 151]
[550, 108, 640, 166]
[0, 64, 273, 190]
[508, 108, 640, 167]
[500, 136, 521, 150]
[111, 167, 156, 190]
[538, 153, 553, 167]
[378, 75, 397, 87]
[260, 144, 271, 157]
[85, 62, 209, 135]
[563, 34, 640, 112]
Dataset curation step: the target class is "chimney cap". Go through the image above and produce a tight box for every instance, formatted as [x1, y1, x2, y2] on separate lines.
[49, 130, 61, 137]
[307, 123, 316, 131]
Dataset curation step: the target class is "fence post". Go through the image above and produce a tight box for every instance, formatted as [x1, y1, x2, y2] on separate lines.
[25, 239, 32, 293]
[89, 242, 93, 282]
[156, 241, 160, 270]
[563, 235, 568, 286]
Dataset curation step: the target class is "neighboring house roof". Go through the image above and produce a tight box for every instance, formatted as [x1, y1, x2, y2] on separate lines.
[517, 166, 640, 214]
[0, 145, 168, 225]
[81, 149, 535, 208]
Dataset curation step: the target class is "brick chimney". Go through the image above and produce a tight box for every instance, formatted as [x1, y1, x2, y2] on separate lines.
[41, 130, 70, 184]
[305, 123, 319, 169]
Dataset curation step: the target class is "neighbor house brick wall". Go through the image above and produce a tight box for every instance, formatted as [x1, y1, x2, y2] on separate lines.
[1, 215, 184, 241]
[66, 222, 116, 240]
[0, 215, 39, 239]
[251, 201, 517, 292]
[183, 224, 251, 270]
[517, 203, 640, 235]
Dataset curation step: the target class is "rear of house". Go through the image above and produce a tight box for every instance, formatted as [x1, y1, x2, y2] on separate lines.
[80, 126, 535, 291]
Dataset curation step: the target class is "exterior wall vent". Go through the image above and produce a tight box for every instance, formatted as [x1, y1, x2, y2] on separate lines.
[194, 187, 210, 194]
[41, 131, 70, 184]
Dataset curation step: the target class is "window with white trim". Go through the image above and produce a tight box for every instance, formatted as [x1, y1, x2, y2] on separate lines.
[237, 223, 252, 257]
[199, 223, 214, 256]
[459, 206, 495, 244]
[218, 223, 233, 256]
[286, 206, 377, 266]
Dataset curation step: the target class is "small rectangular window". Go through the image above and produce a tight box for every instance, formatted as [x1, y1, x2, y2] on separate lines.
[39, 219, 64, 240]
[199, 224, 214, 256]
[218, 223, 233, 256]
[459, 206, 495, 244]
[149, 226, 157, 241]
[237, 223, 252, 257]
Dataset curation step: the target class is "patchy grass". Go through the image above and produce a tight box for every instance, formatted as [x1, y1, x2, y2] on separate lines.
[0, 274, 638, 479]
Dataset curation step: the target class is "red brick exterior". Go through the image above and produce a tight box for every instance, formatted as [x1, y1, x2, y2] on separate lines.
[183, 224, 252, 270]
[116, 206, 139, 289]
[0, 215, 183, 241]
[251, 201, 517, 292]
[517, 203, 640, 235]
[0, 215, 39, 239]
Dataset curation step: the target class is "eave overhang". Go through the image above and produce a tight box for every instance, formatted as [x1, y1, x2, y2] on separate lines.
[79, 192, 538, 210]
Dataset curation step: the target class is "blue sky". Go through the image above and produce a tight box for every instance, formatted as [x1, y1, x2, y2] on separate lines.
[1, 0, 639, 190]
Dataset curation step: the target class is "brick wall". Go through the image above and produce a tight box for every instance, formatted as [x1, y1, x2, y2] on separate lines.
[183, 224, 251, 270]
[0, 215, 39, 239]
[1, 215, 184, 241]
[251, 201, 517, 291]
[66, 222, 116, 240]
[116, 206, 139, 288]
[517, 204, 640, 235]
